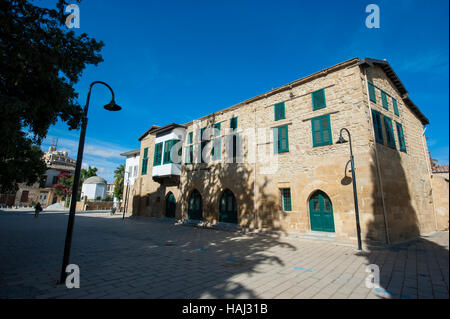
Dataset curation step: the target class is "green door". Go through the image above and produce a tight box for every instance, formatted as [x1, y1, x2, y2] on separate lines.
[219, 190, 237, 224]
[166, 193, 176, 218]
[188, 190, 202, 220]
[309, 191, 335, 232]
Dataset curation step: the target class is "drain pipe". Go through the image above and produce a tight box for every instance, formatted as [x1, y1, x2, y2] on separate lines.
[363, 67, 391, 245]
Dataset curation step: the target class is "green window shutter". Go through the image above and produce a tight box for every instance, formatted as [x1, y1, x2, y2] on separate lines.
[188, 132, 193, 144]
[274, 125, 289, 153]
[230, 117, 238, 130]
[185, 145, 194, 164]
[274, 102, 286, 121]
[311, 114, 332, 147]
[163, 140, 175, 164]
[311, 89, 326, 111]
[212, 137, 222, 160]
[383, 116, 396, 148]
[141, 147, 149, 175]
[371, 110, 384, 144]
[153, 143, 162, 166]
[381, 90, 389, 110]
[396, 122, 407, 152]
[213, 123, 221, 136]
[281, 188, 292, 211]
[368, 82, 377, 103]
[392, 98, 399, 116]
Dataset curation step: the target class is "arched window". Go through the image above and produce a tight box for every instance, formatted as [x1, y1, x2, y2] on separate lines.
[165, 192, 176, 218]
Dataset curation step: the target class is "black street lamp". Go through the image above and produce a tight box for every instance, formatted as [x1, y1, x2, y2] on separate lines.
[59, 81, 121, 284]
[336, 128, 362, 251]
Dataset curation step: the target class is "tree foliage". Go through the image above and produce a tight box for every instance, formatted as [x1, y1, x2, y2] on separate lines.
[113, 164, 124, 200]
[0, 0, 104, 193]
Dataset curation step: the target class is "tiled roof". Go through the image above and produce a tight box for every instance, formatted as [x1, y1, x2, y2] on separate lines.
[433, 165, 449, 173]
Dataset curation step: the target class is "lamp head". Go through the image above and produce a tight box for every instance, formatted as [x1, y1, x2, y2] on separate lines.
[104, 99, 122, 111]
[336, 136, 348, 144]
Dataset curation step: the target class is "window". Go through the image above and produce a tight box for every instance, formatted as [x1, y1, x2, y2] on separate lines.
[133, 165, 137, 177]
[384, 116, 396, 148]
[371, 110, 384, 144]
[274, 102, 286, 120]
[212, 123, 221, 160]
[230, 117, 238, 130]
[163, 140, 179, 164]
[392, 98, 399, 116]
[396, 122, 407, 152]
[311, 114, 332, 147]
[312, 88, 326, 111]
[273, 125, 289, 153]
[153, 143, 162, 166]
[142, 147, 149, 174]
[230, 117, 238, 162]
[368, 82, 377, 103]
[280, 188, 292, 211]
[200, 128, 208, 163]
[185, 132, 194, 164]
[381, 90, 389, 110]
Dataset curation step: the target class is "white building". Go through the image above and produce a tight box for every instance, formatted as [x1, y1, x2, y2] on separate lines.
[80, 176, 107, 200]
[120, 149, 140, 187]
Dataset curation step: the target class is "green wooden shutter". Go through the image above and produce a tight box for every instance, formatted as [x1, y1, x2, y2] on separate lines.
[153, 143, 162, 166]
[312, 114, 332, 147]
[312, 89, 326, 111]
[281, 188, 292, 211]
[384, 116, 396, 148]
[214, 123, 221, 136]
[392, 98, 399, 116]
[274, 125, 289, 153]
[381, 90, 389, 110]
[230, 117, 238, 130]
[212, 138, 221, 160]
[368, 82, 377, 103]
[188, 132, 193, 144]
[396, 122, 406, 152]
[141, 147, 149, 175]
[274, 102, 286, 121]
[371, 110, 384, 144]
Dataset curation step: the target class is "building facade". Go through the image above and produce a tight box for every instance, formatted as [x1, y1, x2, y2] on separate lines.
[120, 148, 140, 212]
[128, 57, 443, 245]
[0, 146, 76, 207]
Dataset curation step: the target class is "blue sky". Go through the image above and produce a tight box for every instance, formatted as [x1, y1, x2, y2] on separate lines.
[37, 0, 449, 182]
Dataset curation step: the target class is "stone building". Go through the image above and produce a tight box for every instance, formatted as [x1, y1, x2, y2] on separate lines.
[129, 57, 445, 245]
[0, 146, 76, 207]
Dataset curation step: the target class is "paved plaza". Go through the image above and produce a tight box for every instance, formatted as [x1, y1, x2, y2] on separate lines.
[0, 209, 448, 299]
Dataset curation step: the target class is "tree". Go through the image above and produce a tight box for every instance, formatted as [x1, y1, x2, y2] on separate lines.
[53, 172, 72, 199]
[113, 164, 124, 200]
[0, 0, 104, 193]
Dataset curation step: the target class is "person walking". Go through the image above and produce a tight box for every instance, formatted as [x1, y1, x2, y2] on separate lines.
[34, 202, 42, 218]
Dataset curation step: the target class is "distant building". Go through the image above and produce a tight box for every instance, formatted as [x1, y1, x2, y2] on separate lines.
[80, 176, 107, 200]
[0, 146, 76, 207]
[120, 148, 140, 212]
[432, 165, 449, 180]
[106, 183, 115, 198]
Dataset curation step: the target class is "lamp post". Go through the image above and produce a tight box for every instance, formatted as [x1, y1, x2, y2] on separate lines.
[122, 170, 130, 220]
[59, 81, 121, 284]
[336, 128, 362, 251]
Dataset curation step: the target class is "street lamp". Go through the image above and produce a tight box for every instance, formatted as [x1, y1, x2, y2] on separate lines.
[336, 128, 362, 251]
[59, 81, 121, 284]
[122, 170, 130, 220]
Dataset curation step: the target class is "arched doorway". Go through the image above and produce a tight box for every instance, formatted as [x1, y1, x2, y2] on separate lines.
[188, 190, 202, 220]
[219, 189, 237, 224]
[165, 192, 176, 218]
[309, 191, 335, 232]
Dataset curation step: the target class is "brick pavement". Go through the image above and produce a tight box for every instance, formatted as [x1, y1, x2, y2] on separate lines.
[0, 210, 448, 299]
